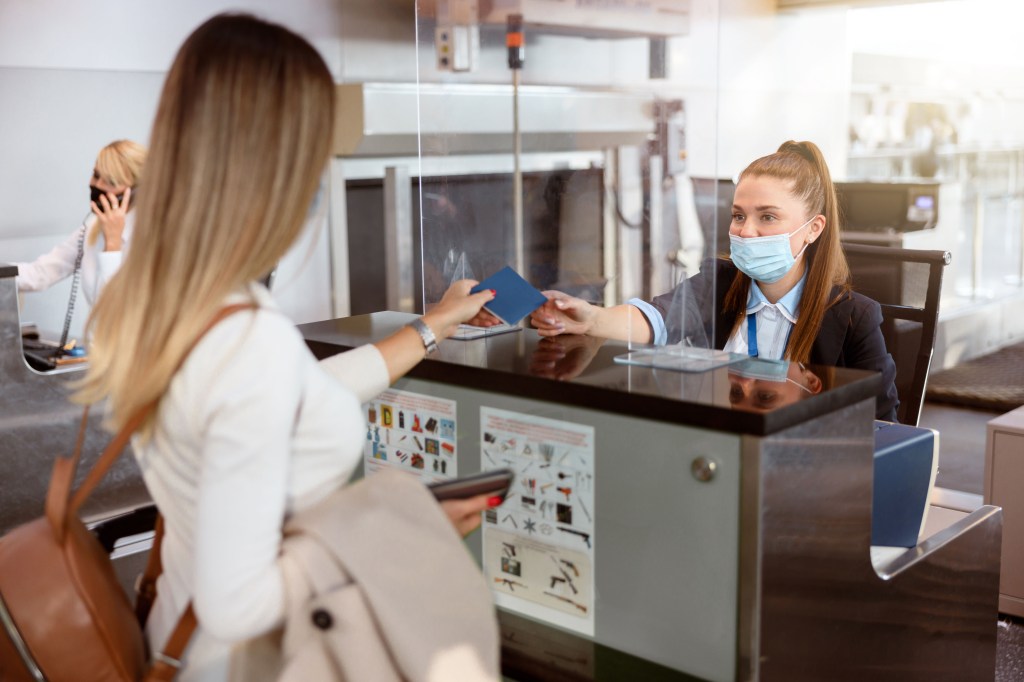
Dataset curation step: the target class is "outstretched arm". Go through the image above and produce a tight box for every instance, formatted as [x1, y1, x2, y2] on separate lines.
[374, 279, 495, 383]
[530, 290, 653, 343]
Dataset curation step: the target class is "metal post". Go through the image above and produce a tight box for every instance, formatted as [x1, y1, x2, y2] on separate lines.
[513, 69, 524, 277]
[1018, 150, 1024, 287]
[507, 14, 526, 279]
[328, 158, 351, 318]
[973, 191, 984, 297]
[646, 153, 663, 300]
[384, 165, 414, 312]
[603, 148, 619, 308]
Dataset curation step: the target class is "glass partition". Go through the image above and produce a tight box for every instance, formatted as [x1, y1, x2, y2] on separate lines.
[414, 1, 726, 370]
[411, 0, 728, 667]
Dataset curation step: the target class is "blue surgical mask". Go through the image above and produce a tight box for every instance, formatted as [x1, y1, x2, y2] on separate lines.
[730, 217, 814, 284]
[731, 358, 813, 393]
[731, 357, 789, 382]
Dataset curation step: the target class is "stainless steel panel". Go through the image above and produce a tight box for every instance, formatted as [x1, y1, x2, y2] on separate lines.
[756, 399, 1001, 681]
[0, 271, 150, 535]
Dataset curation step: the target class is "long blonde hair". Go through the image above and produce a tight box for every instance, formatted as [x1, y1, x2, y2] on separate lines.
[723, 140, 851, 363]
[77, 14, 335, 434]
[89, 139, 146, 245]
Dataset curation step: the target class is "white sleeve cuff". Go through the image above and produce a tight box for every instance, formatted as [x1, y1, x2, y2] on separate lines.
[319, 344, 390, 404]
[626, 298, 668, 346]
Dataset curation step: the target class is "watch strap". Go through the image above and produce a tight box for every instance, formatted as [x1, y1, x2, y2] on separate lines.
[409, 317, 439, 355]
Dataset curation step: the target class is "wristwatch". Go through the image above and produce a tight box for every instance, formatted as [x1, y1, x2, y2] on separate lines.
[409, 317, 439, 355]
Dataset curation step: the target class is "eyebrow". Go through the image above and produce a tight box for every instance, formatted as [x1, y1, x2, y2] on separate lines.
[732, 204, 784, 212]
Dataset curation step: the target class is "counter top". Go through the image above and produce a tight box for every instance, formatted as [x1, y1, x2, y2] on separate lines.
[1, 264, 17, 278]
[300, 312, 882, 437]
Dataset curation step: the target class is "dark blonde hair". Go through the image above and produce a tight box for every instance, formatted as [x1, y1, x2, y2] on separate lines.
[94, 139, 146, 189]
[90, 140, 146, 245]
[723, 140, 851, 363]
[78, 14, 335, 433]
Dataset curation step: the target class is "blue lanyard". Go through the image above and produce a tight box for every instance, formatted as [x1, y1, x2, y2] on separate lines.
[747, 313, 759, 358]
[746, 311, 793, 359]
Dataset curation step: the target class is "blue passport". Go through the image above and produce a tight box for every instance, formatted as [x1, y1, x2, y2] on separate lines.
[470, 266, 548, 325]
[872, 421, 938, 547]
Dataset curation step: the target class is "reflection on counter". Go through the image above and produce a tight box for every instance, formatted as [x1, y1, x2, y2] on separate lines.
[726, 359, 824, 413]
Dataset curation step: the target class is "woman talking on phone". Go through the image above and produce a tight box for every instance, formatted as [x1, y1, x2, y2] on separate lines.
[531, 140, 899, 421]
[15, 139, 145, 305]
[77, 14, 497, 680]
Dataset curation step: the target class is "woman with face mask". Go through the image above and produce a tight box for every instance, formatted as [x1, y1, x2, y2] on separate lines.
[530, 140, 898, 421]
[15, 139, 146, 306]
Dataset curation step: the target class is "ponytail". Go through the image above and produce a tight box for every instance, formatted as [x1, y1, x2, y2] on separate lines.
[723, 140, 850, 363]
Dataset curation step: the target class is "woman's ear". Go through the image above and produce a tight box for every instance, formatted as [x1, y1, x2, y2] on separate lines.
[807, 214, 826, 243]
[801, 366, 823, 394]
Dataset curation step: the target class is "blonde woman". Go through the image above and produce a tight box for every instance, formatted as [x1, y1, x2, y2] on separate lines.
[78, 14, 496, 681]
[16, 139, 145, 305]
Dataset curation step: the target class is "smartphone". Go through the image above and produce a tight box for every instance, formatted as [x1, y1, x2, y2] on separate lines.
[428, 468, 515, 502]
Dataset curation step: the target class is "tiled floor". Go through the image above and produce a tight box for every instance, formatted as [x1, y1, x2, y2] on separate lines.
[917, 401, 1024, 681]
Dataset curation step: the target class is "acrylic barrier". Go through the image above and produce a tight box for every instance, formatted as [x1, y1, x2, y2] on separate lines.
[302, 311, 1002, 682]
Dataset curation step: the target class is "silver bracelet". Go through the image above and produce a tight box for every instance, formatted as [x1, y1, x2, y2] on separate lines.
[408, 317, 439, 355]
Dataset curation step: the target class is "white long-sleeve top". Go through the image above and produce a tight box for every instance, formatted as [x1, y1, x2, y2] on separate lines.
[15, 212, 133, 305]
[136, 283, 389, 681]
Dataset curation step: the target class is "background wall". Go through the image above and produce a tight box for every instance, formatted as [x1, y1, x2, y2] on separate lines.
[0, 0, 856, 337]
[0, 0, 346, 337]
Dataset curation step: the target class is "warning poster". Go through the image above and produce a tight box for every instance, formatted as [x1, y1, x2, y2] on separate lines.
[480, 407, 595, 636]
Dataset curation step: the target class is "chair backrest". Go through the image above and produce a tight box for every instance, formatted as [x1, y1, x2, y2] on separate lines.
[842, 242, 950, 426]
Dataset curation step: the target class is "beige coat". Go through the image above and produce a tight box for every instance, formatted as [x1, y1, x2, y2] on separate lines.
[231, 468, 501, 682]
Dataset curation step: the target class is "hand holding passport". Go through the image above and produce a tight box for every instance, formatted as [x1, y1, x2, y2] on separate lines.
[469, 266, 548, 325]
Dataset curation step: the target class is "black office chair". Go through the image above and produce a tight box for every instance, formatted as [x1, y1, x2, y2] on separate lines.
[842, 242, 951, 426]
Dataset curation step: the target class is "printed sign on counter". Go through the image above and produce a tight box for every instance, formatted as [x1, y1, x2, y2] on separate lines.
[480, 407, 595, 636]
[363, 388, 457, 484]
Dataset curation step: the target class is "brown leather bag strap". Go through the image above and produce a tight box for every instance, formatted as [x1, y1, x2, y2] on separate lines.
[68, 303, 258, 515]
[143, 604, 197, 682]
[44, 408, 92, 540]
[137, 517, 199, 681]
[68, 400, 158, 516]
[135, 514, 166, 627]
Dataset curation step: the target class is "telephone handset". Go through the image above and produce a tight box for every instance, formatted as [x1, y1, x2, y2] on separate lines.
[89, 186, 138, 210]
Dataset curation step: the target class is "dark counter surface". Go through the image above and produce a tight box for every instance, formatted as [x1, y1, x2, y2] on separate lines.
[300, 312, 882, 437]
[1, 264, 17, 278]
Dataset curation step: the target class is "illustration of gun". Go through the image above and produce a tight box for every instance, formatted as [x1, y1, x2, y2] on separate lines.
[558, 526, 591, 548]
[494, 577, 527, 592]
[543, 591, 588, 613]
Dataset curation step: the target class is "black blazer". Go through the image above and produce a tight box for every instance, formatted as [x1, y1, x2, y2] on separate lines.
[649, 260, 899, 421]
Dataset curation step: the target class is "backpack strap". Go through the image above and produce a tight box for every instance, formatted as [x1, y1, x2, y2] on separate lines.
[135, 514, 165, 626]
[137, 515, 199, 681]
[144, 604, 197, 682]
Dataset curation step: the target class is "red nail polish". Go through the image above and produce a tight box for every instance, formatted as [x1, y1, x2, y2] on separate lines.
[487, 496, 503, 508]
[489, 289, 497, 296]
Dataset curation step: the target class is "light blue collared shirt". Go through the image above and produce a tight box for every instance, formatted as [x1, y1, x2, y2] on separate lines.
[725, 273, 807, 360]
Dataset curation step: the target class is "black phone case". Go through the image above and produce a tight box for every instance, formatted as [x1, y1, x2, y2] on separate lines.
[428, 468, 514, 502]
